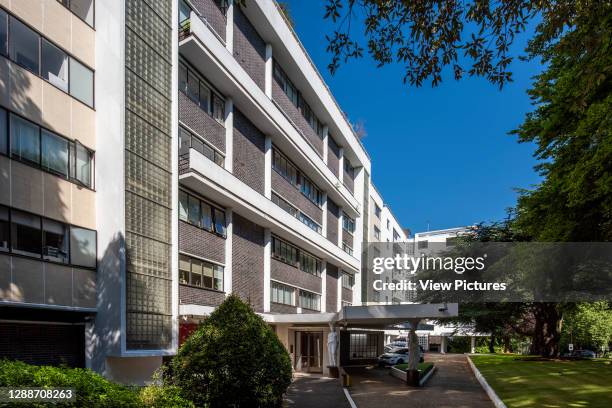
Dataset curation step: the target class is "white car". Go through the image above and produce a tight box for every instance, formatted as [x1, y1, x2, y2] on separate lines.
[378, 346, 424, 366]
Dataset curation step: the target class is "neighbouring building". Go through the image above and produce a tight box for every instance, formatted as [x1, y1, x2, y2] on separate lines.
[0, 0, 455, 384]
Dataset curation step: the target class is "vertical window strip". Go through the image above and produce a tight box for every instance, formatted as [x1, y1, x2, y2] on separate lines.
[179, 61, 225, 124]
[178, 189, 226, 237]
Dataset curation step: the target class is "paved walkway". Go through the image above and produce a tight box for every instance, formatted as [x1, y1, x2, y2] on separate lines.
[345, 354, 493, 408]
[284, 373, 351, 408]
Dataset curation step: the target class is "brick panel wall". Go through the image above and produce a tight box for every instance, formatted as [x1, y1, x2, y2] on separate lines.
[179, 284, 225, 307]
[342, 287, 353, 303]
[179, 92, 226, 152]
[270, 302, 298, 314]
[327, 136, 340, 177]
[343, 167, 354, 194]
[326, 263, 339, 313]
[192, 0, 226, 41]
[327, 198, 339, 244]
[272, 170, 323, 225]
[233, 108, 265, 194]
[271, 259, 322, 293]
[233, 6, 265, 89]
[342, 231, 354, 248]
[232, 213, 264, 312]
[0, 322, 84, 367]
[272, 79, 324, 157]
[179, 221, 225, 265]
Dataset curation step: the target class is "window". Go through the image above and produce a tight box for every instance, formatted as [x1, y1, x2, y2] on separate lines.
[272, 192, 298, 218]
[374, 226, 381, 240]
[343, 213, 355, 234]
[387, 219, 390, 230]
[43, 218, 68, 263]
[178, 190, 226, 237]
[272, 149, 298, 186]
[342, 272, 354, 289]
[300, 176, 323, 206]
[299, 251, 321, 277]
[179, 254, 223, 291]
[343, 242, 353, 256]
[179, 62, 225, 124]
[41, 39, 68, 92]
[179, 126, 224, 166]
[0, 9, 7, 57]
[0, 107, 7, 155]
[344, 158, 355, 180]
[374, 204, 381, 219]
[393, 229, 401, 242]
[271, 281, 294, 306]
[272, 236, 299, 267]
[9, 17, 39, 74]
[58, 0, 95, 27]
[10, 210, 41, 257]
[10, 114, 40, 164]
[297, 213, 322, 234]
[70, 226, 96, 267]
[418, 240, 429, 249]
[0, 206, 8, 252]
[42, 130, 69, 177]
[349, 333, 379, 360]
[74, 143, 93, 187]
[69, 58, 94, 107]
[179, 0, 191, 23]
[299, 290, 320, 311]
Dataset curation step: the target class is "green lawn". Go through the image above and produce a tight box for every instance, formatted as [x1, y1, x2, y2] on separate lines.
[471, 354, 612, 408]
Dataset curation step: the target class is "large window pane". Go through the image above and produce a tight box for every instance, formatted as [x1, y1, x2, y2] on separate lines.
[41, 39, 69, 92]
[11, 210, 41, 257]
[202, 262, 213, 288]
[179, 0, 191, 24]
[69, 58, 93, 107]
[190, 259, 202, 286]
[70, 226, 96, 267]
[0, 9, 7, 57]
[70, 0, 94, 27]
[9, 17, 40, 74]
[178, 190, 189, 221]
[199, 82, 210, 112]
[179, 254, 190, 284]
[186, 70, 199, 102]
[0, 206, 8, 252]
[10, 114, 40, 164]
[213, 265, 223, 291]
[75, 143, 92, 187]
[0, 108, 7, 155]
[178, 63, 188, 94]
[43, 218, 68, 263]
[214, 208, 226, 236]
[187, 195, 200, 226]
[41, 130, 69, 177]
[201, 203, 212, 231]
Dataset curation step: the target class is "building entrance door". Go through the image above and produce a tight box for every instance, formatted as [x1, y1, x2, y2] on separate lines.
[296, 331, 323, 373]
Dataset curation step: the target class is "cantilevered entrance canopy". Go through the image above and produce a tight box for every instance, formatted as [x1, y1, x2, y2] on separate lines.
[335, 303, 458, 329]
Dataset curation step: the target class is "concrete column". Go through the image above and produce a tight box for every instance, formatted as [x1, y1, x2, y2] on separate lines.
[265, 44, 273, 98]
[321, 261, 327, 313]
[337, 270, 342, 311]
[321, 192, 328, 236]
[470, 336, 476, 354]
[264, 135, 272, 199]
[225, 0, 234, 53]
[322, 125, 329, 164]
[224, 98, 234, 172]
[263, 228, 271, 312]
[441, 336, 447, 354]
[224, 209, 233, 295]
[337, 207, 344, 247]
[338, 147, 344, 184]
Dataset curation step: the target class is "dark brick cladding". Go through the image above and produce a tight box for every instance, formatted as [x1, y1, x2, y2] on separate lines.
[271, 302, 298, 314]
[192, 0, 226, 41]
[271, 258, 321, 293]
[233, 6, 265, 89]
[342, 287, 353, 303]
[327, 198, 339, 244]
[179, 284, 225, 307]
[179, 221, 225, 265]
[233, 108, 265, 194]
[272, 170, 323, 225]
[327, 136, 340, 177]
[232, 213, 265, 312]
[179, 91, 226, 152]
[0, 323, 84, 368]
[326, 263, 339, 313]
[272, 79, 324, 157]
[342, 230, 354, 248]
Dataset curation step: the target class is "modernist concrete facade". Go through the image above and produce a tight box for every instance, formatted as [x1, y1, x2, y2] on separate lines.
[0, 0, 455, 383]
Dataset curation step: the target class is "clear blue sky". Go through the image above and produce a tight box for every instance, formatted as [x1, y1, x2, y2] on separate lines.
[284, 1, 543, 234]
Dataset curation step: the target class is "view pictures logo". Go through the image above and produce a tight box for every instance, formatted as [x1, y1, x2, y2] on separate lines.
[372, 253, 487, 275]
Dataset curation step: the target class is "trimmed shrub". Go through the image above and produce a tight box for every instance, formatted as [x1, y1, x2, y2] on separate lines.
[166, 295, 292, 407]
[139, 384, 194, 408]
[0, 359, 141, 407]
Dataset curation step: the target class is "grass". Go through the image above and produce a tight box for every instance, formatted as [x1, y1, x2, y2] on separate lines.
[470, 354, 612, 408]
[394, 362, 434, 377]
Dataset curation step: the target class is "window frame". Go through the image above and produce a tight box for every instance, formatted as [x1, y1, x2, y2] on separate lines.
[342, 272, 354, 289]
[179, 60, 226, 125]
[179, 252, 224, 292]
[56, 0, 95, 28]
[178, 189, 227, 238]
[298, 289, 321, 311]
[271, 281, 295, 306]
[179, 124, 225, 166]
[342, 212, 355, 234]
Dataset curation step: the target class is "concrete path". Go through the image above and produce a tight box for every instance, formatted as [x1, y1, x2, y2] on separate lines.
[284, 373, 351, 408]
[345, 354, 493, 408]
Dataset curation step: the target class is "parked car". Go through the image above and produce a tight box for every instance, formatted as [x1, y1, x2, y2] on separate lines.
[378, 346, 424, 366]
[573, 349, 597, 358]
[384, 341, 407, 353]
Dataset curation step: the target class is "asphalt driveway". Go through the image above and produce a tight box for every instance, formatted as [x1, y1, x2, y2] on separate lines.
[284, 373, 351, 408]
[344, 353, 493, 408]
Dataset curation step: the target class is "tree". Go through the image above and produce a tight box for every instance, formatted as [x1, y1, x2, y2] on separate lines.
[165, 295, 292, 408]
[323, 0, 600, 88]
[562, 301, 612, 353]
